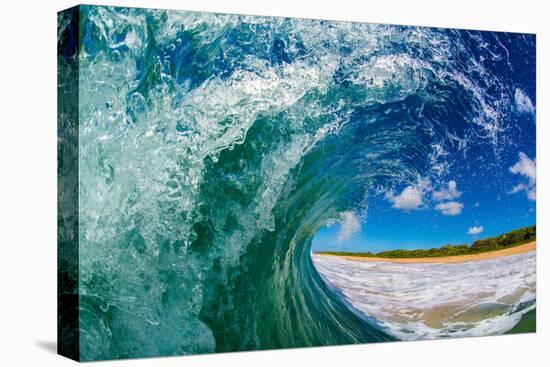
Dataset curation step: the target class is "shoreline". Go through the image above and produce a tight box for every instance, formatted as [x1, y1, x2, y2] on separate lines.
[315, 241, 536, 264]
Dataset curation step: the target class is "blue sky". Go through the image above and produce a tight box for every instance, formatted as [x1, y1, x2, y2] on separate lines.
[313, 97, 536, 253]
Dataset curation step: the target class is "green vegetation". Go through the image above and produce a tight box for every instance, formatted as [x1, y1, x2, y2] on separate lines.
[317, 225, 536, 259]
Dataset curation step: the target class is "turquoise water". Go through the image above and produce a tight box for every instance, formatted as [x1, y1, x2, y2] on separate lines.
[57, 5, 535, 361]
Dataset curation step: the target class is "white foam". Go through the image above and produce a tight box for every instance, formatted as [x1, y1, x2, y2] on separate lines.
[313, 252, 536, 340]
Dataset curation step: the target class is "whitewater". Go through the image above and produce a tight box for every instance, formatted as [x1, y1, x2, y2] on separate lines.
[313, 251, 536, 340]
[57, 5, 535, 360]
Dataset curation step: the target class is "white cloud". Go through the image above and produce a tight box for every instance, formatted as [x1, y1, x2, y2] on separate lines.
[337, 211, 361, 242]
[514, 88, 535, 115]
[510, 152, 536, 183]
[509, 152, 536, 201]
[435, 201, 464, 216]
[432, 180, 462, 201]
[468, 225, 484, 235]
[509, 183, 527, 194]
[384, 179, 466, 215]
[385, 185, 424, 211]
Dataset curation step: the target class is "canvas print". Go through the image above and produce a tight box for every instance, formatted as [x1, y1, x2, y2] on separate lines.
[57, 5, 536, 361]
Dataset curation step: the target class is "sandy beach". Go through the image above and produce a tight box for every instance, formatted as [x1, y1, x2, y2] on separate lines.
[317, 241, 536, 264]
[312, 246, 536, 339]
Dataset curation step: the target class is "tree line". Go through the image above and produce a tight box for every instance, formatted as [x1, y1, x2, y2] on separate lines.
[317, 225, 536, 258]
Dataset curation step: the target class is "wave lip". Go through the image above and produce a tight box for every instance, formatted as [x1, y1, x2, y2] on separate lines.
[58, 4, 535, 360]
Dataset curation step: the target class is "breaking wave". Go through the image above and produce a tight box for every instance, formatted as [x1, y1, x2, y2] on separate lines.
[57, 5, 535, 360]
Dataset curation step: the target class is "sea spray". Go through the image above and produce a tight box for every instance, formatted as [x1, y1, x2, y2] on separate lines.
[58, 5, 535, 360]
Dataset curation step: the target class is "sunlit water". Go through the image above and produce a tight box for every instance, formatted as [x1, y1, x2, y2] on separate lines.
[58, 5, 535, 359]
[312, 252, 536, 340]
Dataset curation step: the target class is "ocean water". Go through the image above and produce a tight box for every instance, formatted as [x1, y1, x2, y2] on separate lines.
[312, 252, 536, 340]
[57, 5, 535, 361]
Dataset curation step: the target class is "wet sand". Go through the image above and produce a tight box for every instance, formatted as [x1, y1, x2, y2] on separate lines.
[317, 241, 536, 264]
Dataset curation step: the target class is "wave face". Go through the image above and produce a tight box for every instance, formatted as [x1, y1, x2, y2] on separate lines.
[58, 5, 535, 360]
[312, 252, 536, 340]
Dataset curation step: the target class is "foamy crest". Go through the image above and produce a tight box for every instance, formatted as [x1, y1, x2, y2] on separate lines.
[62, 5, 534, 358]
